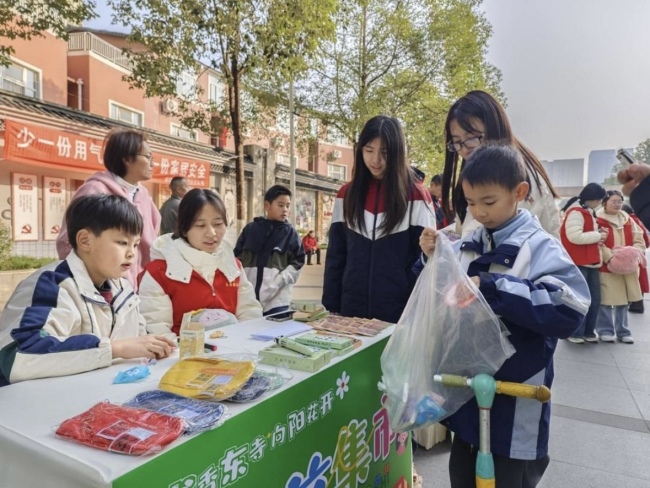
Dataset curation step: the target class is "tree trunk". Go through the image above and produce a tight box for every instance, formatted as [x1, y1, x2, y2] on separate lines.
[231, 59, 246, 234]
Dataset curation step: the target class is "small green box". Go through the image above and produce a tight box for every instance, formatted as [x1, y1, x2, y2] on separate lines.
[294, 333, 353, 350]
[290, 300, 323, 313]
[334, 344, 355, 357]
[258, 344, 332, 372]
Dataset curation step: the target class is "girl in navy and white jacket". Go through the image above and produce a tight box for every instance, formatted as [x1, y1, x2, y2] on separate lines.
[322, 115, 436, 324]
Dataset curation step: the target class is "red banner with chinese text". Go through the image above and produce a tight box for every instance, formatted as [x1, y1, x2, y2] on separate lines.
[5, 119, 105, 171]
[151, 153, 210, 188]
[4, 120, 211, 187]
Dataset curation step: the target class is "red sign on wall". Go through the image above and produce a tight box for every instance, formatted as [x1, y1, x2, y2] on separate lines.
[4, 120, 211, 188]
[151, 153, 210, 188]
[5, 120, 105, 171]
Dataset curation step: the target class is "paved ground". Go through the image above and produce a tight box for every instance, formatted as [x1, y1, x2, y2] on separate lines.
[293, 258, 650, 487]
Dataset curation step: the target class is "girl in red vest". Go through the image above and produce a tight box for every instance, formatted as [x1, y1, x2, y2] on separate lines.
[622, 203, 649, 313]
[595, 191, 646, 344]
[138, 189, 262, 336]
[560, 183, 608, 343]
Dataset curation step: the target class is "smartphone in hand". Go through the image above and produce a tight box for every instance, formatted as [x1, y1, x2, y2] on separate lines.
[616, 148, 636, 166]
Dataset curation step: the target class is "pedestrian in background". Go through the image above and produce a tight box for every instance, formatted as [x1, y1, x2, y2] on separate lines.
[302, 230, 321, 265]
[441, 90, 560, 238]
[622, 203, 649, 314]
[159, 177, 190, 235]
[323, 115, 436, 323]
[560, 183, 607, 343]
[596, 190, 646, 344]
[56, 129, 160, 288]
[234, 185, 304, 318]
[429, 174, 449, 229]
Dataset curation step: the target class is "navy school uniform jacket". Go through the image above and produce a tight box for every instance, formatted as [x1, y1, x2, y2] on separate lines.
[322, 179, 436, 323]
[444, 209, 590, 460]
[234, 217, 304, 313]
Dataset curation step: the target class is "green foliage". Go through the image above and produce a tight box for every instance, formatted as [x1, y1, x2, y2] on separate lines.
[109, 0, 338, 222]
[0, 256, 55, 271]
[297, 0, 502, 177]
[634, 139, 650, 164]
[0, 223, 12, 261]
[0, 0, 96, 67]
[603, 162, 627, 185]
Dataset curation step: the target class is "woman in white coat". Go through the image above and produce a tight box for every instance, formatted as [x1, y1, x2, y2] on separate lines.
[595, 190, 646, 344]
[138, 189, 262, 336]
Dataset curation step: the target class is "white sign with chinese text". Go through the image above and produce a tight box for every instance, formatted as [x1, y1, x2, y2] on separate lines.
[11, 173, 39, 242]
[43, 177, 67, 241]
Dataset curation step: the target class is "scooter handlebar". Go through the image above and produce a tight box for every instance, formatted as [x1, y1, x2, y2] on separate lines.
[496, 381, 551, 403]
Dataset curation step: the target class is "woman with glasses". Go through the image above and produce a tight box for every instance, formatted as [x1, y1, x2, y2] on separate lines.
[441, 90, 560, 238]
[56, 129, 161, 288]
[595, 190, 645, 344]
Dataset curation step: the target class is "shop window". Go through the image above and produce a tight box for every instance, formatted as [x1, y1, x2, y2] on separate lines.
[0, 61, 41, 99]
[328, 163, 347, 181]
[109, 102, 143, 127]
[171, 123, 198, 141]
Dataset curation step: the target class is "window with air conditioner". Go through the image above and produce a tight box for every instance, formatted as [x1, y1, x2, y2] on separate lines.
[328, 164, 347, 181]
[109, 101, 143, 127]
[176, 70, 196, 99]
[0, 61, 41, 99]
[171, 123, 198, 141]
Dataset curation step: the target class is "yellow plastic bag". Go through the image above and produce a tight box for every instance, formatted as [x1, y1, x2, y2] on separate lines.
[159, 358, 255, 401]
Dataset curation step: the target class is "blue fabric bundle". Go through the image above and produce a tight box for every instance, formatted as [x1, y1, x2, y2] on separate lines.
[124, 390, 228, 434]
[228, 373, 272, 403]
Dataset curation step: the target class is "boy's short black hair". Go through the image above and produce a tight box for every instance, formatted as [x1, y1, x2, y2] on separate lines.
[459, 143, 528, 191]
[264, 185, 291, 203]
[430, 174, 442, 185]
[66, 194, 143, 250]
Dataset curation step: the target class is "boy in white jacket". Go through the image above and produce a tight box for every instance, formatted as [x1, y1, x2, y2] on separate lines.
[0, 195, 175, 385]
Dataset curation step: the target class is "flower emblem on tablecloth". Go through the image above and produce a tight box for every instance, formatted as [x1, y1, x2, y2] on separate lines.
[336, 371, 350, 399]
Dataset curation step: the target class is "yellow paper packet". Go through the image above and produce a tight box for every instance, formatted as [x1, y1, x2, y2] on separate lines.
[159, 357, 255, 401]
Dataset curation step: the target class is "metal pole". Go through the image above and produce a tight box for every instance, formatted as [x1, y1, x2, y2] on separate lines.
[289, 80, 297, 226]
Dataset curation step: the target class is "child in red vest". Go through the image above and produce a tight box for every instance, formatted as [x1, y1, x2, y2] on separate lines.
[560, 183, 608, 343]
[138, 189, 262, 336]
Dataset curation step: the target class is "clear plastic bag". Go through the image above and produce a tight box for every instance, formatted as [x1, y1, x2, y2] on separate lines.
[55, 401, 185, 455]
[380, 233, 515, 432]
[123, 390, 229, 434]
